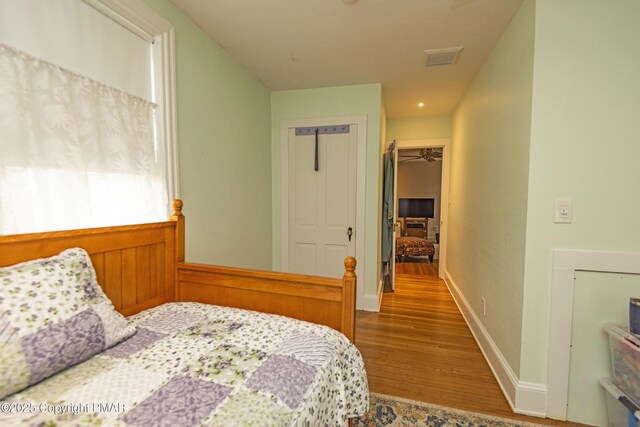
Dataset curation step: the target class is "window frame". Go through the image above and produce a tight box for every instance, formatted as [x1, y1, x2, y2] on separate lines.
[83, 0, 180, 203]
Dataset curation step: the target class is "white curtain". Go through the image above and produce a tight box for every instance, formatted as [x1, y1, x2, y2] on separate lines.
[0, 44, 168, 234]
[0, 0, 153, 101]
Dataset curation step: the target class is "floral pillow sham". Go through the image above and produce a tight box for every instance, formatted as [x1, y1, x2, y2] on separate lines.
[0, 247, 135, 399]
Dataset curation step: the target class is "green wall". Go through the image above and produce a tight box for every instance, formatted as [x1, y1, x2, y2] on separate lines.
[520, 0, 640, 383]
[390, 0, 640, 414]
[449, 0, 535, 375]
[386, 115, 452, 141]
[271, 84, 383, 303]
[142, 0, 272, 269]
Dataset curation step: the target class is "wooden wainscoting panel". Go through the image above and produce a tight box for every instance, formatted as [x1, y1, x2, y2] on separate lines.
[104, 250, 123, 310]
[136, 245, 151, 304]
[90, 252, 105, 289]
[108, 244, 171, 315]
[121, 248, 137, 309]
[99, 242, 173, 315]
[157, 243, 166, 299]
[149, 244, 160, 299]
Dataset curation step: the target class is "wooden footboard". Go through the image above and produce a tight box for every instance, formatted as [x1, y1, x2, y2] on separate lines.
[171, 200, 357, 341]
[177, 259, 356, 341]
[0, 200, 357, 341]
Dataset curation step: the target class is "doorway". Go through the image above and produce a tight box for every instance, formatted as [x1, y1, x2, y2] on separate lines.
[396, 147, 443, 273]
[388, 138, 450, 280]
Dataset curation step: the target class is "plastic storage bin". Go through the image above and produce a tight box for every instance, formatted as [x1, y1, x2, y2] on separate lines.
[605, 323, 640, 405]
[601, 378, 640, 427]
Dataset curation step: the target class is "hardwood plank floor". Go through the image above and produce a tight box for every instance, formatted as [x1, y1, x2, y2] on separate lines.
[394, 258, 439, 276]
[355, 261, 584, 426]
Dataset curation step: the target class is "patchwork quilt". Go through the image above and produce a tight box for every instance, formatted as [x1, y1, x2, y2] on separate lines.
[0, 303, 369, 426]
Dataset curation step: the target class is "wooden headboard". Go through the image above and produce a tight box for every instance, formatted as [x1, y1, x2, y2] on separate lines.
[0, 219, 178, 317]
[0, 200, 357, 340]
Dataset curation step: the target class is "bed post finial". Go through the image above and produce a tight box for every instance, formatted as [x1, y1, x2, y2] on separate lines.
[341, 256, 357, 342]
[172, 199, 184, 217]
[344, 256, 356, 276]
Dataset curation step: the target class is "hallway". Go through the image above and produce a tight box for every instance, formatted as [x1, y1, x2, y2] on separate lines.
[355, 263, 581, 425]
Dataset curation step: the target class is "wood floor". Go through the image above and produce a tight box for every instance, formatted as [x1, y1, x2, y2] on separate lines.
[355, 260, 583, 426]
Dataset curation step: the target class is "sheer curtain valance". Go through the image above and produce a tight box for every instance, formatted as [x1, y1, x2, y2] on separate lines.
[0, 44, 169, 234]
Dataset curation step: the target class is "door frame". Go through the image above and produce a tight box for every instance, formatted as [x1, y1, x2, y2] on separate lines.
[280, 115, 367, 308]
[397, 138, 451, 279]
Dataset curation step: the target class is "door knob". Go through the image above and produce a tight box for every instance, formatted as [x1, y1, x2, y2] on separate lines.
[347, 227, 353, 242]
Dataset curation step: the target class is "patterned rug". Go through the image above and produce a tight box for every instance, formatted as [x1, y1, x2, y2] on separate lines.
[353, 393, 546, 427]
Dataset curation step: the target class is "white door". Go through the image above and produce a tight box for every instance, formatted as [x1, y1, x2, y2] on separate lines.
[288, 125, 357, 278]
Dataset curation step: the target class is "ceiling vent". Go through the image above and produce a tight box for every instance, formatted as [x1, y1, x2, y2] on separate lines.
[424, 47, 464, 67]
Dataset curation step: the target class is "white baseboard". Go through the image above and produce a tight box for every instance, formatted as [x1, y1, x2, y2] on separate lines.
[361, 280, 383, 312]
[443, 270, 547, 418]
[515, 382, 547, 417]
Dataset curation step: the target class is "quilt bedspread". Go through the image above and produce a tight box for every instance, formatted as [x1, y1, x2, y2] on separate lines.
[0, 302, 369, 426]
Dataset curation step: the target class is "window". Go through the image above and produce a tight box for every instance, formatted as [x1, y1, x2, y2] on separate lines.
[0, 0, 178, 234]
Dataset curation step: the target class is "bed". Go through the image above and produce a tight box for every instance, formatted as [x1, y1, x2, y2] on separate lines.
[395, 236, 435, 263]
[0, 200, 368, 426]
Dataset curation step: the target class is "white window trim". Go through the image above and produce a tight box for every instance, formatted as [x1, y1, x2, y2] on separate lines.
[83, 0, 180, 202]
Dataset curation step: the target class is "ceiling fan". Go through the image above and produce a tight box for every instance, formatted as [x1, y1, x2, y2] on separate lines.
[399, 148, 443, 162]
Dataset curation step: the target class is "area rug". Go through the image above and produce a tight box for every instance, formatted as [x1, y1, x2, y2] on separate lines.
[353, 393, 546, 426]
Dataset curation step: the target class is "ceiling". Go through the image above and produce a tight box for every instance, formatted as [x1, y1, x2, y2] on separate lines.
[168, 0, 523, 118]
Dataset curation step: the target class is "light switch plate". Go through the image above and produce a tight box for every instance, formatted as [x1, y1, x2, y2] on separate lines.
[554, 199, 573, 223]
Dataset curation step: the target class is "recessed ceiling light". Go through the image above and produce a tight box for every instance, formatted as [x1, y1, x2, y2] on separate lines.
[418, 102, 424, 108]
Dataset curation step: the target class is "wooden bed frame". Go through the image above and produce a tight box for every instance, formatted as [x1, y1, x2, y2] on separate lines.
[0, 200, 357, 341]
